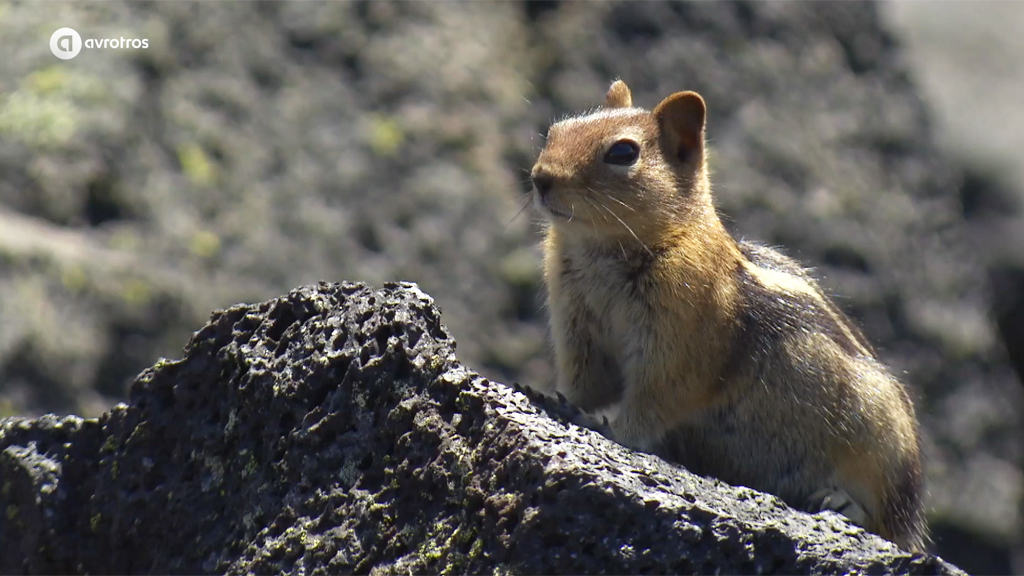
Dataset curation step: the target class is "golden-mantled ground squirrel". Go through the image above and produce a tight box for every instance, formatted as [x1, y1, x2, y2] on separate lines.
[531, 80, 926, 551]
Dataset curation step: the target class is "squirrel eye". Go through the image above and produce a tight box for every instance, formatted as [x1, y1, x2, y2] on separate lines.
[603, 140, 640, 166]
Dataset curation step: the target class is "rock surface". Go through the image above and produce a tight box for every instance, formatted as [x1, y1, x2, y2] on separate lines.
[0, 2, 1020, 572]
[0, 282, 966, 575]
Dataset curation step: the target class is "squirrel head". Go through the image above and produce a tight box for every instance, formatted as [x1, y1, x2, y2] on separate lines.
[531, 80, 711, 244]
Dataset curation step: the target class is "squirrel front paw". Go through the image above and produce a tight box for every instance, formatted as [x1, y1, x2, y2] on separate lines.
[511, 383, 614, 439]
[570, 408, 614, 439]
[806, 488, 869, 528]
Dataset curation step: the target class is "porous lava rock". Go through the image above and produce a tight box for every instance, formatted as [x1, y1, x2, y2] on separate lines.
[0, 282, 965, 574]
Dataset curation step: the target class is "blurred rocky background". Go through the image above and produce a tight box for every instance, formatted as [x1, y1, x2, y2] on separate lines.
[0, 1, 1020, 573]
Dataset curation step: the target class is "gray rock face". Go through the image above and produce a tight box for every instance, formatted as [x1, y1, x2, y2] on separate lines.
[0, 283, 965, 574]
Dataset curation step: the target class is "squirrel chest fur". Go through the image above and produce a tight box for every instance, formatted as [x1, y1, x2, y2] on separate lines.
[531, 80, 926, 551]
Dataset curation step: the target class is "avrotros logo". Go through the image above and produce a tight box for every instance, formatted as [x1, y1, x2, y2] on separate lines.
[49, 27, 82, 60]
[49, 27, 150, 60]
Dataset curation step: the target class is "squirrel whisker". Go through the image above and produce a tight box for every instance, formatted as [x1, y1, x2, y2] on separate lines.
[506, 195, 534, 228]
[601, 192, 637, 213]
[597, 199, 653, 258]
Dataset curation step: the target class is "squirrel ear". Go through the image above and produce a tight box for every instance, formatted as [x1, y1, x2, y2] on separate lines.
[604, 80, 632, 108]
[653, 91, 706, 163]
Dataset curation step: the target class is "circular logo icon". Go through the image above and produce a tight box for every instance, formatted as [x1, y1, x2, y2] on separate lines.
[50, 27, 82, 60]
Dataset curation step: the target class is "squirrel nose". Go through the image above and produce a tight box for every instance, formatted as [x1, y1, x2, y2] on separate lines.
[531, 172, 554, 197]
